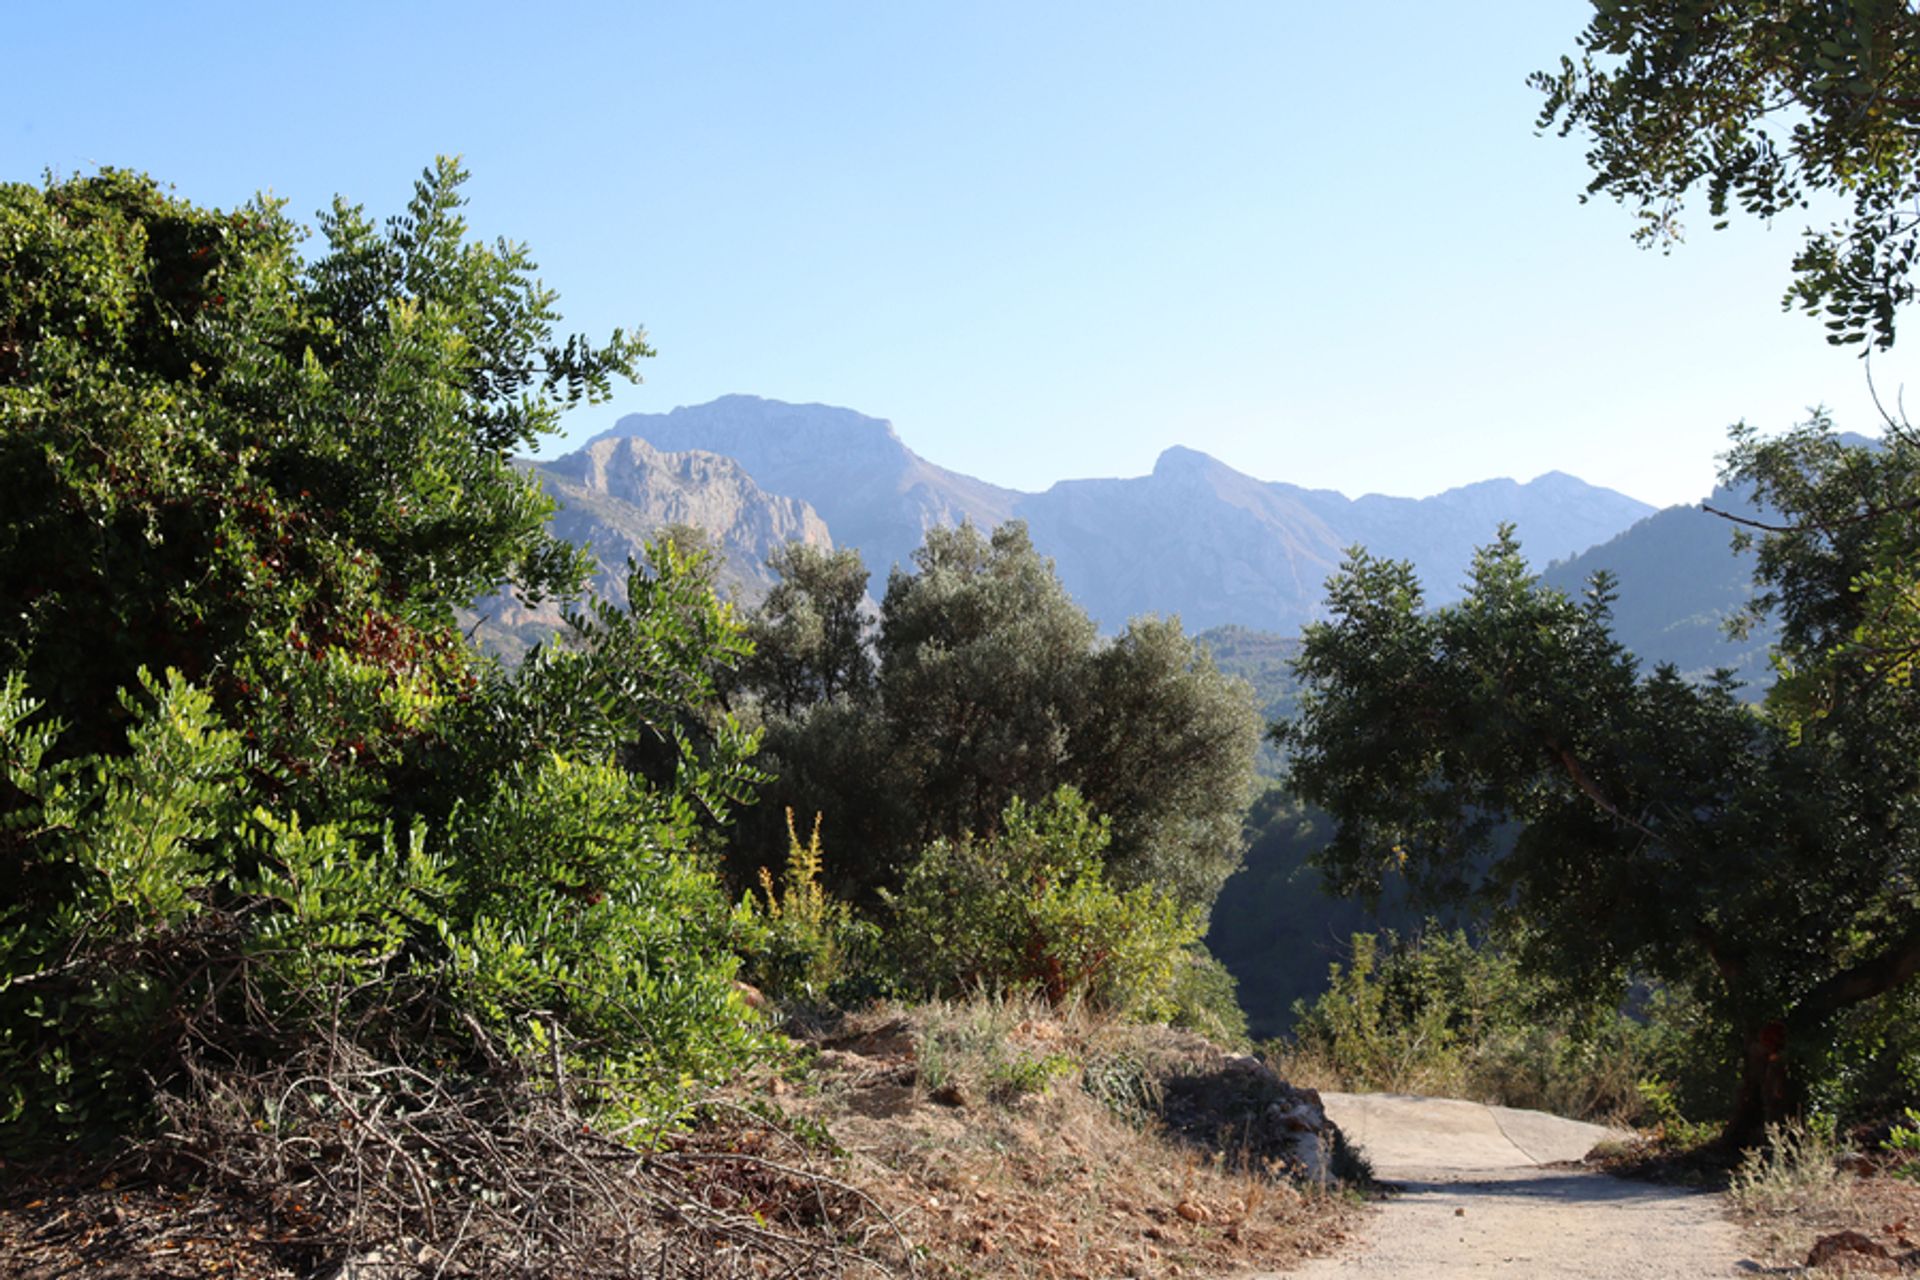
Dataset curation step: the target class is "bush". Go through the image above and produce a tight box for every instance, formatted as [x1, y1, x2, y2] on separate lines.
[0, 669, 452, 1146]
[732, 810, 878, 1005]
[1278, 927, 1682, 1124]
[884, 788, 1202, 1020]
[0, 542, 770, 1151]
[1167, 949, 1251, 1047]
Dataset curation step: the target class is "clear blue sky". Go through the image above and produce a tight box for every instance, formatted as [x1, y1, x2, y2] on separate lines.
[9, 1, 1908, 509]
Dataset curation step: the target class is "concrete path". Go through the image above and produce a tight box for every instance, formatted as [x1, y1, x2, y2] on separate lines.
[1246, 1092, 1752, 1278]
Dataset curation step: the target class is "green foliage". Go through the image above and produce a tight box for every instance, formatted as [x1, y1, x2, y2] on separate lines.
[441, 752, 759, 1079]
[0, 164, 768, 1154]
[740, 544, 873, 718]
[1885, 1107, 1920, 1180]
[1535, 0, 1920, 348]
[1283, 928, 1687, 1125]
[1166, 949, 1251, 1047]
[1, 646, 765, 1148]
[744, 521, 1260, 921]
[0, 669, 451, 1145]
[0, 160, 648, 812]
[885, 788, 1202, 1019]
[1283, 431, 1920, 1143]
[732, 810, 877, 1005]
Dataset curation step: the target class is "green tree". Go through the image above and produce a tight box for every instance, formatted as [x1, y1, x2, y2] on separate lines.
[0, 165, 765, 1148]
[740, 542, 873, 717]
[876, 522, 1099, 850]
[0, 160, 648, 799]
[741, 521, 1259, 918]
[1281, 470, 1920, 1145]
[1534, 0, 1920, 348]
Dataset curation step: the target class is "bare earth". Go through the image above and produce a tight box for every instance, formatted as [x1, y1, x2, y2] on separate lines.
[1248, 1093, 1752, 1278]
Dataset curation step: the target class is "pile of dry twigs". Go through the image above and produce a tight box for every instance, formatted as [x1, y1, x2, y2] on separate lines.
[138, 1011, 911, 1279]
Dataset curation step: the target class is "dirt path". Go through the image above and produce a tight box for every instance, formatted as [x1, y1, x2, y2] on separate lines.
[1248, 1093, 1751, 1278]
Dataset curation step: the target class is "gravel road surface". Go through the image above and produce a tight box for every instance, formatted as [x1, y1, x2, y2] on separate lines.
[1248, 1092, 1751, 1278]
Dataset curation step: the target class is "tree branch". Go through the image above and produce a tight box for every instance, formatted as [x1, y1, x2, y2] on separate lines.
[1544, 738, 1663, 845]
[1794, 921, 1920, 1022]
[1702, 495, 1920, 536]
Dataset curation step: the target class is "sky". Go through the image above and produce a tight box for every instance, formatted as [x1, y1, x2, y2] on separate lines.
[8, 1, 1911, 510]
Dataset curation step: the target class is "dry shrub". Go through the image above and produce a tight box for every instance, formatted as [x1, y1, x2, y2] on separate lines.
[146, 1020, 911, 1279]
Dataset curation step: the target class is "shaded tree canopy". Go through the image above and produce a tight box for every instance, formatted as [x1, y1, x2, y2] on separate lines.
[1535, 0, 1920, 348]
[1281, 424, 1920, 1145]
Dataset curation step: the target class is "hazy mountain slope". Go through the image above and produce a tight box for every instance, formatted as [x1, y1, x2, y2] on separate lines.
[1539, 483, 1773, 690]
[1015, 448, 1351, 632]
[1299, 470, 1658, 604]
[596, 395, 1018, 584]
[466, 436, 833, 662]
[1014, 447, 1654, 633]
[586, 396, 1653, 634]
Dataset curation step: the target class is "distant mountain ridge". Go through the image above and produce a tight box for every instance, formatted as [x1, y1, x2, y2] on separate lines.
[465, 434, 835, 662]
[593, 396, 1018, 589]
[596, 396, 1656, 634]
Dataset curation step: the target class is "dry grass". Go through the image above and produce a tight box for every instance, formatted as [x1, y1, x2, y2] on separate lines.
[771, 995, 1364, 1279]
[0, 995, 1361, 1279]
[1723, 1120, 1920, 1275]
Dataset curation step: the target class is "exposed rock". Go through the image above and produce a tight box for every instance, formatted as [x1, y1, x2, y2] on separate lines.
[597, 395, 1017, 585]
[465, 435, 835, 662]
[1806, 1229, 1895, 1272]
[1155, 1049, 1344, 1186]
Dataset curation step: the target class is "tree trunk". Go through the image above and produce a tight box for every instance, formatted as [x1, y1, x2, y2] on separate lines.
[1718, 1020, 1794, 1151]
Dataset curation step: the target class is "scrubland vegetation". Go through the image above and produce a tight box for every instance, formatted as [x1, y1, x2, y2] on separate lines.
[0, 161, 1333, 1278]
[7, 5, 1920, 1274]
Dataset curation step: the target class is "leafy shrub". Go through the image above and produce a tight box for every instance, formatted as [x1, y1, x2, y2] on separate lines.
[1883, 1107, 1920, 1182]
[0, 542, 770, 1151]
[1167, 949, 1251, 1047]
[884, 788, 1202, 1019]
[441, 751, 764, 1084]
[0, 670, 452, 1146]
[1279, 927, 1683, 1124]
[732, 810, 877, 1005]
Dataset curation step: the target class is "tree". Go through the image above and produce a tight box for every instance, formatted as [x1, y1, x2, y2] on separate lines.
[0, 161, 649, 793]
[875, 522, 1099, 851]
[0, 165, 766, 1147]
[738, 521, 1260, 917]
[1534, 0, 1920, 348]
[740, 543, 873, 717]
[1281, 480, 1920, 1146]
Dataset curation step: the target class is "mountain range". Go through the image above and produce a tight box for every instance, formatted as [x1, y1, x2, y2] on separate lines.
[465, 394, 1800, 688]
[589, 395, 1656, 634]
